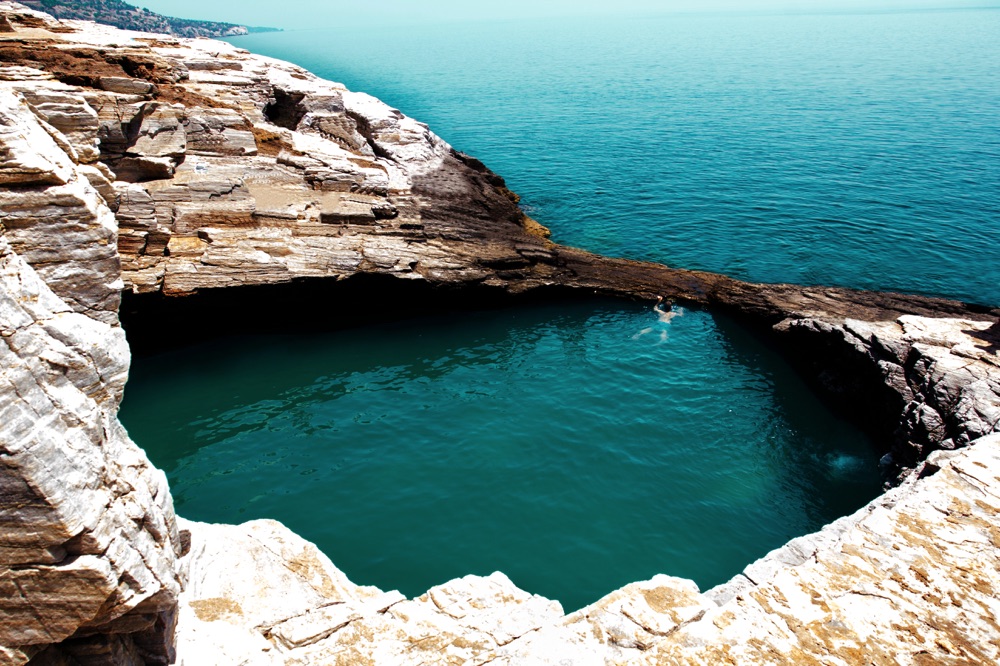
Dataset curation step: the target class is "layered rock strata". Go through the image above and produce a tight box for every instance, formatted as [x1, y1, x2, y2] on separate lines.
[1, 3, 999, 664]
[0, 59, 181, 664]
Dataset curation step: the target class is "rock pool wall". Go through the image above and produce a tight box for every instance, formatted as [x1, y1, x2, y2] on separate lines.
[1, 3, 998, 663]
[0, 68, 181, 664]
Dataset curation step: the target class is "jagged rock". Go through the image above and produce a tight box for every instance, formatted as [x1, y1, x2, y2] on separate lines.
[0, 89, 73, 185]
[766, 313, 1000, 479]
[0, 228, 181, 663]
[1, 3, 999, 664]
[15, 83, 101, 163]
[626, 433, 1000, 666]
[0, 64, 54, 81]
[1, 24, 181, 659]
[0, 89, 122, 322]
[183, 108, 256, 156]
[129, 103, 185, 160]
[175, 520, 564, 665]
[171, 435, 1000, 665]
[111, 155, 174, 182]
[78, 162, 118, 209]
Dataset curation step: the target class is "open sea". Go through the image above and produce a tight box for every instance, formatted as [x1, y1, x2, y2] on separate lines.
[121, 8, 998, 610]
[230, 7, 1000, 306]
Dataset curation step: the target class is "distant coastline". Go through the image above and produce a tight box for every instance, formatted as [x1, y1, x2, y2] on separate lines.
[18, 0, 280, 38]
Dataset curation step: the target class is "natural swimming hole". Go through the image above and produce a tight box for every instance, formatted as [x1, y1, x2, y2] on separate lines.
[119, 300, 881, 611]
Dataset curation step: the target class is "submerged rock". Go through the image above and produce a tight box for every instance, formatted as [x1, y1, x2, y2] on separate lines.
[0, 2, 998, 663]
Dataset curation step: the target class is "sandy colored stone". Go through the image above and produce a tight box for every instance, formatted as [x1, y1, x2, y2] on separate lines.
[0, 227, 182, 661]
[1, 3, 999, 664]
[0, 88, 73, 184]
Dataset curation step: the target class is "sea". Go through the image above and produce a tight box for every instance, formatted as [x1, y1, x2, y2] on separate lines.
[120, 8, 999, 610]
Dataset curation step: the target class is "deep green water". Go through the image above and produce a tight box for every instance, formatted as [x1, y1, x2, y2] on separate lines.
[121, 304, 880, 609]
[121, 8, 999, 608]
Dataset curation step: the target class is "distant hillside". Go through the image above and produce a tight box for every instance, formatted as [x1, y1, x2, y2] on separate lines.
[20, 0, 280, 38]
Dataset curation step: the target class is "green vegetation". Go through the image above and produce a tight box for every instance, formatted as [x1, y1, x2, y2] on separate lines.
[21, 0, 279, 38]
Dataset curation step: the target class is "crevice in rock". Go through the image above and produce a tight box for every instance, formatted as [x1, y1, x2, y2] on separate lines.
[263, 88, 307, 131]
[345, 109, 393, 161]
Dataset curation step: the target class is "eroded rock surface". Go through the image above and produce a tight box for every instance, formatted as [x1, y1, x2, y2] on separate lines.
[174, 520, 563, 665]
[0, 63, 181, 665]
[171, 328, 1000, 665]
[2, 3, 999, 664]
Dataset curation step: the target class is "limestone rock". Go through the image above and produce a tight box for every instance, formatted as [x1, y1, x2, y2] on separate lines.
[183, 108, 256, 156]
[1, 3, 1000, 664]
[172, 437, 1000, 665]
[16, 83, 101, 163]
[1, 20, 181, 660]
[0, 228, 182, 662]
[175, 520, 564, 665]
[0, 88, 73, 185]
[99, 76, 155, 96]
[129, 103, 185, 160]
[771, 314, 1000, 477]
[0, 90, 122, 323]
[628, 433, 1000, 666]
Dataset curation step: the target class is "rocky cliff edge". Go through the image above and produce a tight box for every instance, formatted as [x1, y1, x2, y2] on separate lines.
[1, 3, 999, 664]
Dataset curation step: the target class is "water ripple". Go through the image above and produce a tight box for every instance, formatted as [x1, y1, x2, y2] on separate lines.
[121, 304, 882, 610]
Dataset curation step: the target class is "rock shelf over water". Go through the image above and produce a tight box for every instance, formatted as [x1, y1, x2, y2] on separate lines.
[1, 3, 998, 663]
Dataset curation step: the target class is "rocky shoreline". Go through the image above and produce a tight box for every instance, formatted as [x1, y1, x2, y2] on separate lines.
[1, 3, 998, 663]
[16, 0, 278, 38]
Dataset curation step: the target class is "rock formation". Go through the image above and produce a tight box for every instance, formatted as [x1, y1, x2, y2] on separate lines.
[1, 2, 998, 663]
[168, 320, 1000, 665]
[0, 49, 181, 664]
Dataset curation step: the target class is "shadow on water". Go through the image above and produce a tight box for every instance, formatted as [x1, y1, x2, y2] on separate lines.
[119, 281, 883, 610]
[120, 278, 614, 463]
[120, 274, 590, 356]
[711, 312, 884, 528]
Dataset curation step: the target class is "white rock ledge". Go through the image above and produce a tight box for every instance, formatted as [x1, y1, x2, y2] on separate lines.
[1, 2, 999, 664]
[171, 433, 1000, 665]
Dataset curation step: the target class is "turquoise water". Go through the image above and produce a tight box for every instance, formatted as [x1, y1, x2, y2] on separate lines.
[120, 303, 881, 609]
[230, 8, 1000, 306]
[118, 9, 1000, 608]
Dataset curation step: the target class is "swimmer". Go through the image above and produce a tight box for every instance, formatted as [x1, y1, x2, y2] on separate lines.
[633, 295, 683, 341]
[654, 295, 683, 323]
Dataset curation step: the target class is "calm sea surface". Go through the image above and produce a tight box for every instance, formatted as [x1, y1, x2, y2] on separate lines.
[231, 9, 1000, 306]
[121, 9, 996, 610]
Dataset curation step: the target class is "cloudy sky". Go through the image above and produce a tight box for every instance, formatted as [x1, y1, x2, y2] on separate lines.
[133, 0, 993, 30]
